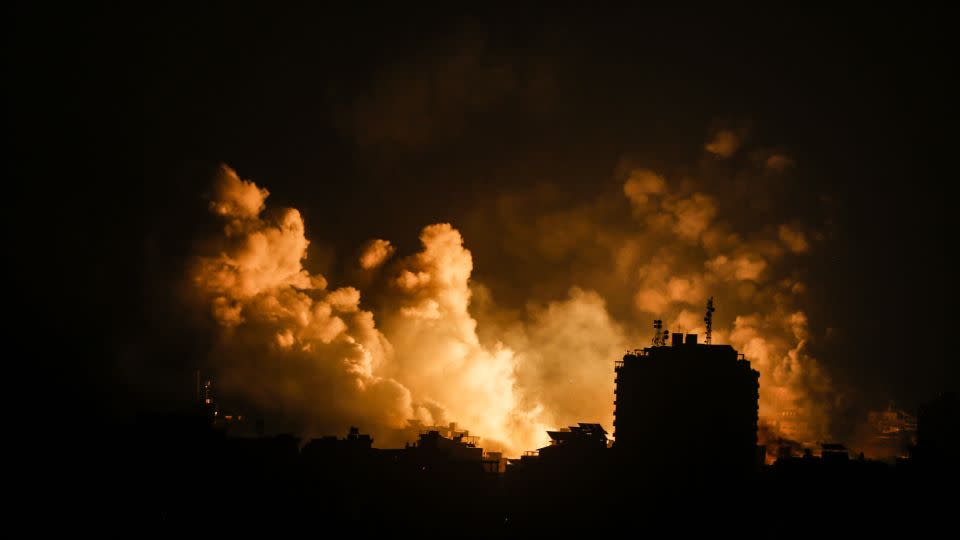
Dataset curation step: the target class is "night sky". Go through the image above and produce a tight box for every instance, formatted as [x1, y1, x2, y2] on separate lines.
[10, 5, 952, 447]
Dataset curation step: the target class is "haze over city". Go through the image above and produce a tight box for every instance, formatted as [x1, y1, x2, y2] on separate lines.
[10, 3, 954, 531]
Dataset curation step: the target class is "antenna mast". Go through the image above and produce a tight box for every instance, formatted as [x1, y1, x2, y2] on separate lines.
[652, 319, 668, 346]
[704, 297, 715, 344]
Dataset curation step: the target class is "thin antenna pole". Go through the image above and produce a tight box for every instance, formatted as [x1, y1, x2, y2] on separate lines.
[704, 297, 715, 344]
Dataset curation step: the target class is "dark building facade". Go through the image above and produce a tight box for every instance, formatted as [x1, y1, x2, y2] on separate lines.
[914, 391, 959, 472]
[613, 333, 759, 476]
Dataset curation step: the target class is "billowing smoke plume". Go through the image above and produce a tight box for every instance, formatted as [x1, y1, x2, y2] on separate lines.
[615, 144, 834, 445]
[458, 130, 837, 447]
[193, 166, 414, 436]
[193, 165, 554, 453]
[192, 127, 836, 454]
[359, 239, 395, 270]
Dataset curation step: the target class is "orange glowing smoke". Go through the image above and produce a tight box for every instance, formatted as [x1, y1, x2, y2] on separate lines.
[191, 129, 835, 455]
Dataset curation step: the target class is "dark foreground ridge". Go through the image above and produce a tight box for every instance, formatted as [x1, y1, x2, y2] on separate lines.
[89, 335, 957, 532]
[102, 400, 956, 533]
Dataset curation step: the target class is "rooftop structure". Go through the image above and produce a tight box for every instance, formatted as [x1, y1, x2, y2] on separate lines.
[614, 331, 759, 475]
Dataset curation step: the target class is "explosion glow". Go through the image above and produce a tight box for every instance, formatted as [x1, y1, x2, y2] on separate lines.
[13, 6, 952, 530]
[192, 129, 834, 457]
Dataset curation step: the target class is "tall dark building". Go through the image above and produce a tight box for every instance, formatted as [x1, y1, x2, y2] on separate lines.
[613, 333, 759, 476]
[914, 392, 959, 471]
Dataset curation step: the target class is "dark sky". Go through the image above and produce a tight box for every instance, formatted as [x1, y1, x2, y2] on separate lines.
[9, 4, 953, 437]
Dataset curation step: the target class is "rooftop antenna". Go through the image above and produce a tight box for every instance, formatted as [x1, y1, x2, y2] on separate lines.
[652, 319, 669, 346]
[704, 297, 716, 344]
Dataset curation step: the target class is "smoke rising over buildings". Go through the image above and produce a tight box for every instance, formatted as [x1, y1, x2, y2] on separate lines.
[13, 6, 949, 470]
[192, 121, 837, 453]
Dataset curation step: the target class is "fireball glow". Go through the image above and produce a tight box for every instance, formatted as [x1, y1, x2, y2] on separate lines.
[192, 135, 834, 456]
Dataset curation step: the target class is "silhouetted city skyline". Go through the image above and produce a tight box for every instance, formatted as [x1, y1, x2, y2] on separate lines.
[11, 4, 953, 530]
